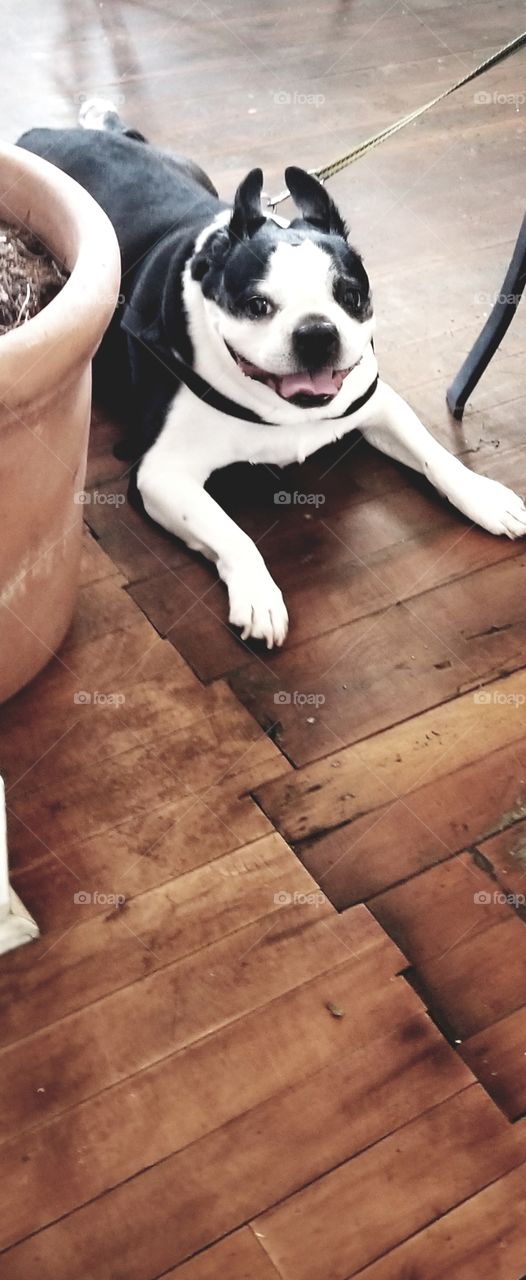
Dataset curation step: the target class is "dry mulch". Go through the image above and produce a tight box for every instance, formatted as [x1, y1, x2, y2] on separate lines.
[0, 221, 67, 335]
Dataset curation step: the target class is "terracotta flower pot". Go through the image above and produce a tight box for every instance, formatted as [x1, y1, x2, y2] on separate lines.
[0, 140, 120, 703]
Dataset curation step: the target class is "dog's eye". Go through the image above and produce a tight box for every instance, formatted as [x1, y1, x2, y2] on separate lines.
[246, 295, 273, 318]
[339, 283, 362, 313]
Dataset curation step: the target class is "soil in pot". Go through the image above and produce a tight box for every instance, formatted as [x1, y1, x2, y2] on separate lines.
[0, 220, 67, 334]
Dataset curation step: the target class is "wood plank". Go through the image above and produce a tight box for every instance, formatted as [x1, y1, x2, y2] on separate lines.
[0, 1011, 472, 1268]
[230, 551, 526, 766]
[0, 670, 236, 795]
[297, 738, 526, 908]
[412, 916, 526, 1039]
[380, 332, 526, 407]
[407, 381, 526, 462]
[254, 672, 526, 844]
[353, 1159, 526, 1280]
[6, 691, 288, 853]
[253, 1088, 526, 1280]
[1, 616, 194, 719]
[0, 935, 414, 1143]
[79, 529, 121, 586]
[5, 738, 178, 850]
[224, 472, 439, 595]
[475, 816, 526, 900]
[85, 404, 127, 489]
[0, 832, 326, 1049]
[9, 788, 273, 933]
[164, 1231, 281, 1280]
[370, 855, 526, 1038]
[83, 474, 193, 582]
[0, 614, 202, 754]
[0, 973, 453, 1246]
[132, 502, 520, 683]
[369, 854, 512, 964]
[264, 521, 520, 656]
[60, 571, 140, 651]
[461, 1007, 526, 1121]
[0, 906, 390, 1117]
[127, 445, 420, 683]
[129, 561, 251, 684]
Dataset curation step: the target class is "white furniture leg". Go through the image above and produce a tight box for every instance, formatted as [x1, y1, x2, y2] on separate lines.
[0, 776, 39, 956]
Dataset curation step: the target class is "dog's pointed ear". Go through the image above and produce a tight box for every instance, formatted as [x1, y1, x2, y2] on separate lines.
[229, 168, 265, 241]
[191, 226, 231, 286]
[285, 166, 348, 238]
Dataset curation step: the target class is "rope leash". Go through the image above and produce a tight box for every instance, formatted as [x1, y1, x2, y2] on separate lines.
[267, 29, 526, 209]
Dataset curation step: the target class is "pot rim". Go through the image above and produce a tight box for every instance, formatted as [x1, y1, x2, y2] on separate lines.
[0, 139, 121, 405]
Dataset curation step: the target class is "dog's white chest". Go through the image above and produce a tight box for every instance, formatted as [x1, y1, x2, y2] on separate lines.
[155, 387, 360, 476]
[237, 413, 353, 467]
[153, 342, 378, 479]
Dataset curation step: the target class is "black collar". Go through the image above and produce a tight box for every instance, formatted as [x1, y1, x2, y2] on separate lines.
[161, 345, 378, 425]
[122, 304, 378, 426]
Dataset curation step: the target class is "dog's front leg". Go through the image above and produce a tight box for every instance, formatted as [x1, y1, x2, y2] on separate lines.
[137, 457, 288, 648]
[360, 381, 526, 538]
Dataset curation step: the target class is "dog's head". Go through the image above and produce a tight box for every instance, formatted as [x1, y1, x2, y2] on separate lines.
[190, 167, 373, 409]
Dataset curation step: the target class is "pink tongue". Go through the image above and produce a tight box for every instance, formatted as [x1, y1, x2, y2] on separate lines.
[278, 368, 336, 399]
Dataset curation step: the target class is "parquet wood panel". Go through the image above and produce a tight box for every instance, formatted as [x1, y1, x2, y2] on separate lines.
[461, 1007, 526, 1121]
[321, 1158, 526, 1280]
[0, 1019, 474, 1271]
[296, 738, 526, 907]
[254, 673, 526, 843]
[252, 1088, 526, 1280]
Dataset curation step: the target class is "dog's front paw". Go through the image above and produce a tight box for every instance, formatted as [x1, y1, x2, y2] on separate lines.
[454, 474, 526, 539]
[227, 565, 289, 648]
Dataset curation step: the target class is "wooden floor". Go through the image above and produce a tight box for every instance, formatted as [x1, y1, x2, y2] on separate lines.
[2, 0, 526, 1276]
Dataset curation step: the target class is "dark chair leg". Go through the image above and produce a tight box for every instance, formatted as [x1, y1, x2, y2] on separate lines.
[446, 210, 526, 419]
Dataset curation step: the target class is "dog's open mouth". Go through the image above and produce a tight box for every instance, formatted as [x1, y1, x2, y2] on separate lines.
[230, 349, 353, 406]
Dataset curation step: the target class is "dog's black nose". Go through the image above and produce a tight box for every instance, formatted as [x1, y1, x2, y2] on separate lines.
[293, 315, 340, 368]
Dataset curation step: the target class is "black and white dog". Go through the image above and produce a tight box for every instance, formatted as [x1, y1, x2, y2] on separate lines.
[19, 102, 526, 647]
